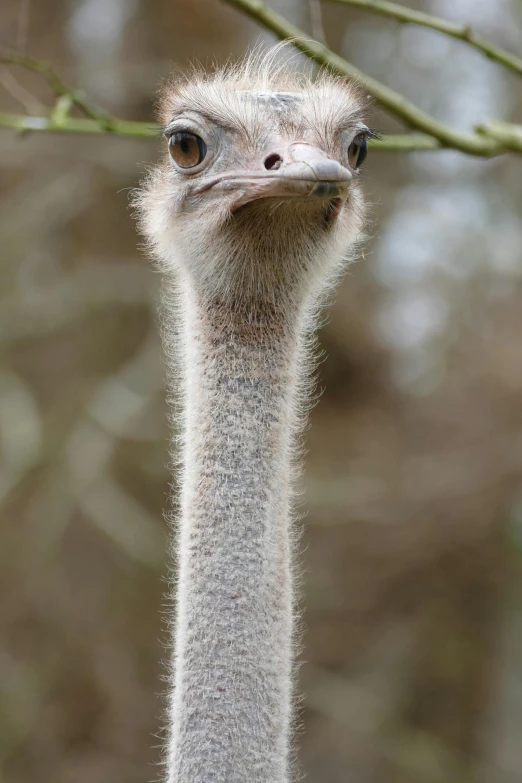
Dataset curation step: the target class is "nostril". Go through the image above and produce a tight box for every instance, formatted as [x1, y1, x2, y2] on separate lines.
[264, 153, 283, 171]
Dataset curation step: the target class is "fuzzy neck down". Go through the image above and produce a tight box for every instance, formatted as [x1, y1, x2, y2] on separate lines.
[165, 273, 313, 783]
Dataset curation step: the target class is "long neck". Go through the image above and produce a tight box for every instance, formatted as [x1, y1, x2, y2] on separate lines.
[166, 280, 308, 783]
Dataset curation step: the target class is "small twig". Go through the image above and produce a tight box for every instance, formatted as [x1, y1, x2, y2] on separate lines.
[48, 94, 74, 129]
[370, 133, 440, 151]
[0, 110, 159, 137]
[0, 110, 446, 150]
[221, 0, 505, 157]
[0, 49, 113, 128]
[475, 119, 522, 153]
[326, 0, 522, 77]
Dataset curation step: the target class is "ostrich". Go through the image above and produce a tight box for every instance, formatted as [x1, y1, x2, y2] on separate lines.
[137, 53, 370, 783]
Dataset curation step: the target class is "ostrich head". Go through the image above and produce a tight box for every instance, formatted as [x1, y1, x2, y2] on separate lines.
[139, 54, 370, 313]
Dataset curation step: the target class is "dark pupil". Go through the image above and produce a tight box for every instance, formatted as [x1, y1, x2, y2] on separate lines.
[354, 135, 367, 167]
[180, 138, 191, 154]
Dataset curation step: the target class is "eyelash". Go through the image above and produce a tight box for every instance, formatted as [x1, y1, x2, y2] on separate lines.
[164, 126, 198, 139]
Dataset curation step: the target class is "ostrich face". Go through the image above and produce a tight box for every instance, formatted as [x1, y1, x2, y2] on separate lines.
[163, 90, 368, 214]
[139, 61, 370, 302]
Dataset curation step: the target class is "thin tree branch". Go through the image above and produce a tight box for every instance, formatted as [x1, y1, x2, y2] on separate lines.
[220, 0, 505, 157]
[370, 133, 440, 151]
[326, 0, 522, 77]
[0, 111, 159, 137]
[0, 50, 159, 137]
[475, 119, 522, 153]
[0, 49, 113, 128]
[0, 110, 444, 150]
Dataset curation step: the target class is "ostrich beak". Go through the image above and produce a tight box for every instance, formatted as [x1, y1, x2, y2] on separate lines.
[196, 143, 353, 210]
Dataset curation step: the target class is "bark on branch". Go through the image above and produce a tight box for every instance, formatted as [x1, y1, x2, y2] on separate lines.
[326, 0, 522, 76]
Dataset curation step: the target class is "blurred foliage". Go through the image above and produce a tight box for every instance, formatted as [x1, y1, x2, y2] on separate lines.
[1, 1, 522, 783]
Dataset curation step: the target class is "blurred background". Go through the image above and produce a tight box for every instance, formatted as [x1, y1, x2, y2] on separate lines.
[1, 0, 522, 781]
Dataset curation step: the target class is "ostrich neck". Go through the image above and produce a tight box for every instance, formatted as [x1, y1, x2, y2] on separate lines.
[167, 279, 306, 783]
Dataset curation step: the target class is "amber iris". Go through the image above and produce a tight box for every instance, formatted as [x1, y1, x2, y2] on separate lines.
[169, 132, 207, 169]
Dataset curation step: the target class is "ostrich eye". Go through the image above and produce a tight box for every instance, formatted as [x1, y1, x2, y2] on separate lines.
[169, 132, 207, 168]
[348, 133, 368, 170]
